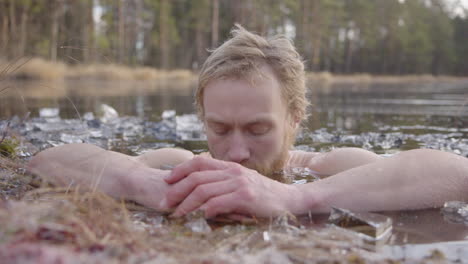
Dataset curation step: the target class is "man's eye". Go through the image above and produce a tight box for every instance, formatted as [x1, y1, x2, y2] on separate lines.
[214, 128, 228, 135]
[248, 124, 270, 136]
[210, 125, 229, 135]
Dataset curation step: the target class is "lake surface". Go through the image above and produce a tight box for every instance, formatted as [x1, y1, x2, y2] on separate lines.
[2, 79, 467, 154]
[1, 78, 468, 261]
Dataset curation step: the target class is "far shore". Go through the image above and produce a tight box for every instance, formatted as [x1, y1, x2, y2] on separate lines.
[1, 58, 467, 84]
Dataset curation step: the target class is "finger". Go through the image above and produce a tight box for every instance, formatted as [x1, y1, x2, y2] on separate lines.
[164, 170, 230, 208]
[200, 192, 245, 218]
[165, 156, 229, 184]
[171, 179, 238, 217]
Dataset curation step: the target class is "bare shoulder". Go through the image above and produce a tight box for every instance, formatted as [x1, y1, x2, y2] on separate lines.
[287, 150, 321, 168]
[396, 148, 468, 166]
[135, 148, 195, 169]
[288, 148, 383, 176]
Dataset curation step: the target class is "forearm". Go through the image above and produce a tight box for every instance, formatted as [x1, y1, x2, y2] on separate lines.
[27, 143, 165, 201]
[135, 148, 194, 169]
[294, 149, 468, 214]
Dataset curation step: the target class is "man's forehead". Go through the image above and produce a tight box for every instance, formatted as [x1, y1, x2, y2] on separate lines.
[208, 62, 279, 86]
[204, 112, 277, 125]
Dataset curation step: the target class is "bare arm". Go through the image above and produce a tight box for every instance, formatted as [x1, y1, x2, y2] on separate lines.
[135, 148, 194, 169]
[158, 148, 468, 218]
[290, 149, 468, 214]
[290, 148, 382, 176]
[27, 143, 192, 210]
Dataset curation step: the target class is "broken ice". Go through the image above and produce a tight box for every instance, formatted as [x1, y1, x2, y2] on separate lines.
[441, 201, 468, 225]
[328, 207, 392, 244]
[39, 108, 59, 118]
[98, 104, 119, 123]
[184, 210, 212, 233]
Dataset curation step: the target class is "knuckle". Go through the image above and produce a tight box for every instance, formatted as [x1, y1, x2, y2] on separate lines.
[237, 186, 255, 202]
[235, 175, 250, 186]
[228, 164, 243, 175]
[192, 155, 207, 164]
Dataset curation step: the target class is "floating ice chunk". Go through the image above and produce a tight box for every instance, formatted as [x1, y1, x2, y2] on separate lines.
[88, 130, 103, 138]
[441, 201, 468, 224]
[292, 179, 307, 185]
[272, 213, 301, 234]
[287, 167, 322, 183]
[176, 114, 203, 131]
[184, 210, 212, 233]
[98, 104, 118, 123]
[328, 207, 392, 247]
[39, 108, 59, 118]
[162, 110, 176, 119]
[60, 133, 88, 144]
[82, 112, 95, 121]
[185, 217, 212, 233]
[176, 114, 205, 141]
[33, 122, 69, 132]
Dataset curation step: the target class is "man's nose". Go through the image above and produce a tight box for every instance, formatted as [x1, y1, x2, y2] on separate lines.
[226, 132, 250, 164]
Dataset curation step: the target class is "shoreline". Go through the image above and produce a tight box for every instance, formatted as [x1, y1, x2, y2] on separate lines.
[2, 58, 467, 83]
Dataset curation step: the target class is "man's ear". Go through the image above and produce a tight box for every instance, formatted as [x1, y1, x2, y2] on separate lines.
[288, 112, 301, 129]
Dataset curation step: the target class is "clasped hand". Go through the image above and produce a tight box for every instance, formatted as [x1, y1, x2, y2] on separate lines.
[159, 156, 297, 219]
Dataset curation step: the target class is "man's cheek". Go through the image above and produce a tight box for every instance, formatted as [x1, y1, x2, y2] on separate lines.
[207, 141, 225, 159]
[256, 135, 281, 152]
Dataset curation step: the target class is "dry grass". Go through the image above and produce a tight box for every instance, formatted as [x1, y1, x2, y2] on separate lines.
[68, 64, 195, 81]
[0, 187, 386, 263]
[1, 58, 197, 82]
[3, 58, 465, 84]
[306, 71, 466, 85]
[0, 58, 67, 81]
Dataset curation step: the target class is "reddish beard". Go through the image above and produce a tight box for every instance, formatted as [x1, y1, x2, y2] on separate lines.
[239, 127, 296, 178]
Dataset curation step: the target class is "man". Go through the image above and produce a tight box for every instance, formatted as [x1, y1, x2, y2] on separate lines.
[28, 25, 468, 219]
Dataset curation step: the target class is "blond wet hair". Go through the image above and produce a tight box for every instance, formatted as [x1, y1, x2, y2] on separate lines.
[195, 24, 308, 124]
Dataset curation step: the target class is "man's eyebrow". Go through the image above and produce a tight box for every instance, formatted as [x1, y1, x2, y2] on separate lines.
[244, 114, 276, 125]
[204, 113, 275, 125]
[245, 118, 274, 126]
[204, 114, 225, 123]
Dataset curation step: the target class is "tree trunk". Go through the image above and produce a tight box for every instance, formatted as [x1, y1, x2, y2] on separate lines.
[50, 0, 61, 61]
[232, 1, 246, 26]
[298, 0, 312, 70]
[159, 0, 170, 69]
[195, 17, 204, 70]
[18, 4, 29, 58]
[83, 0, 95, 63]
[310, 0, 322, 71]
[345, 37, 354, 73]
[211, 0, 219, 48]
[8, 0, 16, 58]
[0, 1, 9, 59]
[117, 0, 125, 64]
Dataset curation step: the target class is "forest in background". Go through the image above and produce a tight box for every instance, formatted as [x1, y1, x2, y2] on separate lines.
[1, 0, 467, 76]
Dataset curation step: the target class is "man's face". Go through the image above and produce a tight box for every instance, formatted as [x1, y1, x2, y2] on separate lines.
[202, 66, 294, 176]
